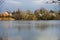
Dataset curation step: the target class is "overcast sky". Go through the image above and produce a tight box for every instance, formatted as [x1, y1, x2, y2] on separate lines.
[5, 0, 57, 5]
[0, 0, 59, 12]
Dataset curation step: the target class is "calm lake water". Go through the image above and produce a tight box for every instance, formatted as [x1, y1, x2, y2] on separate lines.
[0, 21, 60, 40]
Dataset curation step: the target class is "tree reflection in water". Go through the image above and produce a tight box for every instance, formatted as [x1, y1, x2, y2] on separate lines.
[35, 22, 49, 30]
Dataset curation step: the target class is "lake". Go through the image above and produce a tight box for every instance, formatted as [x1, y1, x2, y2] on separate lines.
[0, 21, 60, 40]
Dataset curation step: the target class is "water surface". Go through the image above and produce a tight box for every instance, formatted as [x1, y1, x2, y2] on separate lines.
[0, 21, 60, 40]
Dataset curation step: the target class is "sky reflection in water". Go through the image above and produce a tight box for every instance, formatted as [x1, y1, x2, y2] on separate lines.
[0, 21, 60, 40]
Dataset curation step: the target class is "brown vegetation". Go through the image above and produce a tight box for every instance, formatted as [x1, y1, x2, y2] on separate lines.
[0, 11, 15, 20]
[0, 8, 60, 20]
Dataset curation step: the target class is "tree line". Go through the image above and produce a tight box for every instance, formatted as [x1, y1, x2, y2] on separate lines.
[11, 8, 60, 20]
[0, 8, 60, 20]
